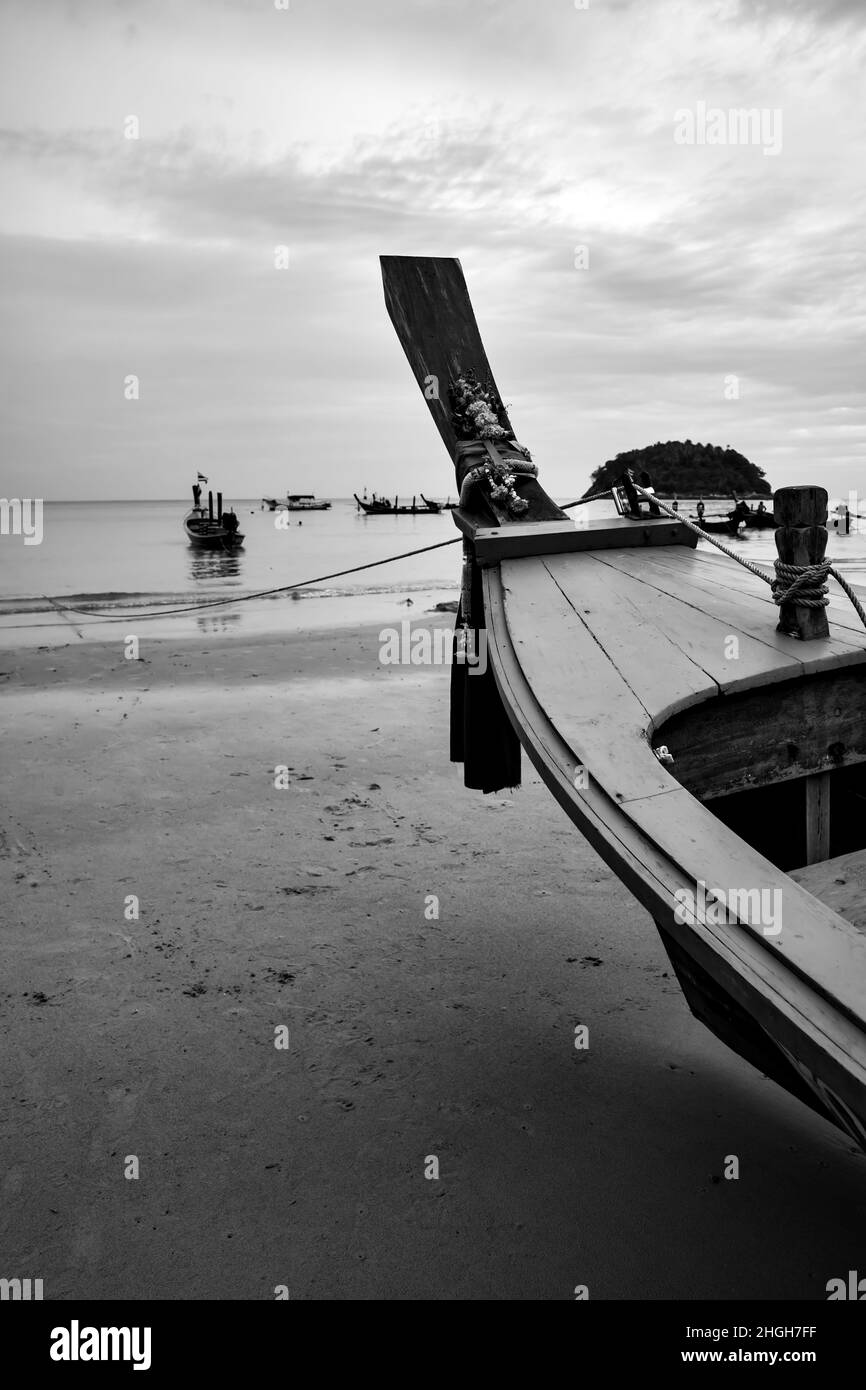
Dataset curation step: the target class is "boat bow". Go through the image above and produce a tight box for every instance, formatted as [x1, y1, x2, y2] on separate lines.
[381, 253, 866, 1149]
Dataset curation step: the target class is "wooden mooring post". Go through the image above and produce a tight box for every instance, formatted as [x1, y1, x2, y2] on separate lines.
[774, 485, 829, 641]
[774, 487, 834, 862]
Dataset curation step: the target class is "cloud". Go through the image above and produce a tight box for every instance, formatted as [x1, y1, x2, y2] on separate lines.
[737, 0, 866, 23]
[0, 0, 863, 500]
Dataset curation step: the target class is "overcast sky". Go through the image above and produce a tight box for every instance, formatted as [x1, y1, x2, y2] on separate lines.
[1, 0, 864, 500]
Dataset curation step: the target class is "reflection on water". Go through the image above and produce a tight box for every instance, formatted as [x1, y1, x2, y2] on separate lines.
[188, 544, 246, 632]
[187, 549, 245, 583]
[196, 611, 243, 635]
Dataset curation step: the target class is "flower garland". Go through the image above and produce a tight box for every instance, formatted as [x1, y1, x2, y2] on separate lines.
[449, 370, 509, 442]
[449, 372, 530, 517]
[487, 467, 529, 516]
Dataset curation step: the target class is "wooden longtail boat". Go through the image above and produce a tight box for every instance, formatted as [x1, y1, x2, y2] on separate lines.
[183, 510, 244, 549]
[262, 494, 332, 511]
[743, 509, 776, 531]
[688, 513, 745, 535]
[381, 255, 866, 1150]
[354, 493, 442, 515]
[184, 485, 244, 549]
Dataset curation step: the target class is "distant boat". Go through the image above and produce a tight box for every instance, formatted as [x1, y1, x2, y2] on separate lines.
[184, 484, 244, 549]
[262, 494, 331, 511]
[689, 501, 754, 536]
[184, 510, 244, 549]
[742, 509, 776, 530]
[690, 513, 746, 536]
[354, 493, 442, 515]
[285, 494, 331, 511]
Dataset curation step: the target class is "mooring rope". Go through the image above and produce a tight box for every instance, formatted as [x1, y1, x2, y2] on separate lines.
[42, 537, 464, 624]
[632, 485, 866, 631]
[562, 490, 614, 509]
[772, 560, 831, 609]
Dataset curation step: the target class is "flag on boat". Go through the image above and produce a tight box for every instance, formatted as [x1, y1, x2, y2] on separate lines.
[197, 472, 208, 482]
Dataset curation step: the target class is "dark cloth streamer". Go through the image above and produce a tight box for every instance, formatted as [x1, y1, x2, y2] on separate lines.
[449, 554, 521, 793]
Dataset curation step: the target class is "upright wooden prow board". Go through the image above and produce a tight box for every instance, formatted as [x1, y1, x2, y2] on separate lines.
[380, 256, 566, 525]
[381, 254, 568, 791]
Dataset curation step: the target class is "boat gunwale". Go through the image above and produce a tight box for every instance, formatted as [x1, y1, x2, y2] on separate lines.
[480, 561, 866, 1133]
[491, 552, 866, 977]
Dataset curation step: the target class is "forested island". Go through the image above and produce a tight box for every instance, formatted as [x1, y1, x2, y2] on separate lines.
[583, 441, 772, 498]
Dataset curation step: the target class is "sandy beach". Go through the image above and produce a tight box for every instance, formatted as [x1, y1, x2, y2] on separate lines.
[1, 619, 865, 1301]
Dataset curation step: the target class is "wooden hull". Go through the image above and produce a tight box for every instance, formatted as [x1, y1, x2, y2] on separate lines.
[183, 515, 244, 549]
[690, 514, 743, 535]
[480, 554, 866, 1148]
[653, 921, 849, 1133]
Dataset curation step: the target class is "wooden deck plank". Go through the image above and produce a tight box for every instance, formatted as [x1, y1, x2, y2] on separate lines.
[543, 549, 794, 701]
[600, 550, 861, 669]
[539, 551, 719, 724]
[597, 548, 866, 673]
[498, 556, 670, 803]
[638, 546, 866, 642]
[791, 851, 866, 933]
[698, 549, 866, 634]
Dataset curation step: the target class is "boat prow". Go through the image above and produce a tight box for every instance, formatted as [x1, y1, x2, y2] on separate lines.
[381, 253, 866, 1150]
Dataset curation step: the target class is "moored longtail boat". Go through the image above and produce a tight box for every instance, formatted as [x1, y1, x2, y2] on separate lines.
[689, 512, 746, 535]
[743, 508, 776, 530]
[381, 254, 866, 1150]
[354, 493, 442, 515]
[184, 485, 244, 549]
[285, 493, 332, 511]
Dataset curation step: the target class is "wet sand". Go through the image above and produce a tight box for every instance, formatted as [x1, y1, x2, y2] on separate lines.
[1, 622, 864, 1300]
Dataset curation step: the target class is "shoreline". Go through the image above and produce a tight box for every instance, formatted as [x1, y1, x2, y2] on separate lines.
[0, 587, 461, 651]
[2, 621, 865, 1299]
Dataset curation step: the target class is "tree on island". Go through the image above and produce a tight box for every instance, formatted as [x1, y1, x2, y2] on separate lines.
[583, 441, 772, 498]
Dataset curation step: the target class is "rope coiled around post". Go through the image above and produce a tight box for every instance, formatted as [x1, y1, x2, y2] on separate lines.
[771, 560, 830, 610]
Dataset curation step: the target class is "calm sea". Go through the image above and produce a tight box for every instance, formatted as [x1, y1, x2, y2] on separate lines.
[0, 496, 863, 647]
